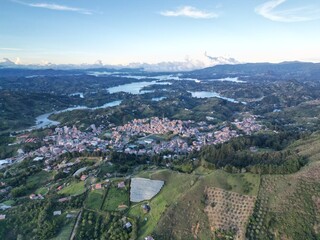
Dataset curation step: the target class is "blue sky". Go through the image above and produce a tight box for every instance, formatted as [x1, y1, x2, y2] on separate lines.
[1, 0, 320, 66]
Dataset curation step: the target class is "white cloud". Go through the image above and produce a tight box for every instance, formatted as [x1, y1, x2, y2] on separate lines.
[14, 57, 21, 64]
[204, 52, 240, 65]
[160, 6, 219, 19]
[255, 0, 320, 22]
[12, 0, 93, 15]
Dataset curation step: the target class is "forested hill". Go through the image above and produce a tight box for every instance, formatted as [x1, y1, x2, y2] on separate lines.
[188, 62, 320, 80]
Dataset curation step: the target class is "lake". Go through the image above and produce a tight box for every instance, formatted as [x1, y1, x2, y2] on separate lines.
[27, 100, 122, 131]
[107, 81, 171, 94]
[211, 77, 246, 83]
[151, 97, 166, 101]
[188, 91, 246, 104]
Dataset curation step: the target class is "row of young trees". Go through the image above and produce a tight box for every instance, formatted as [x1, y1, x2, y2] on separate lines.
[76, 210, 131, 240]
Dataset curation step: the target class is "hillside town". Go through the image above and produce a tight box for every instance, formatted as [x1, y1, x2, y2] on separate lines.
[1, 115, 263, 170]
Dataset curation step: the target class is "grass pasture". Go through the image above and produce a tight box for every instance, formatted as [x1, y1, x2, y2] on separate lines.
[102, 186, 129, 211]
[85, 189, 105, 210]
[153, 169, 260, 239]
[58, 181, 86, 196]
[35, 187, 49, 195]
[290, 132, 320, 162]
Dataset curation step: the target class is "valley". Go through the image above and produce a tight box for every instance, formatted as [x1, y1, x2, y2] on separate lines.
[1, 63, 320, 239]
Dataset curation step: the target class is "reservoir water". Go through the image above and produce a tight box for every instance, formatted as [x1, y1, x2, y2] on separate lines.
[28, 100, 122, 131]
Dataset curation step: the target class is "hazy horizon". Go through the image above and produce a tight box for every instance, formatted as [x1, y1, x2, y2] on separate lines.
[1, 0, 320, 68]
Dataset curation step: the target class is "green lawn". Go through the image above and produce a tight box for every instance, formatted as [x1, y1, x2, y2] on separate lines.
[102, 186, 129, 211]
[35, 187, 49, 195]
[58, 181, 86, 196]
[85, 189, 105, 210]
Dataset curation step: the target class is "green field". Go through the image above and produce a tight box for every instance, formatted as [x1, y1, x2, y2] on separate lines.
[289, 132, 320, 162]
[201, 170, 260, 196]
[58, 181, 86, 196]
[102, 185, 129, 211]
[35, 187, 49, 195]
[85, 189, 105, 210]
[26, 170, 53, 189]
[247, 162, 320, 239]
[129, 169, 199, 239]
[150, 169, 260, 239]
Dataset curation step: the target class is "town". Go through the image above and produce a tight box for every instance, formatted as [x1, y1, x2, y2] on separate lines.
[1, 115, 263, 171]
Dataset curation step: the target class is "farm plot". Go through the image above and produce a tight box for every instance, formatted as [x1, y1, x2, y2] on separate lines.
[154, 170, 260, 239]
[85, 189, 105, 210]
[130, 178, 164, 202]
[204, 187, 256, 240]
[247, 162, 320, 239]
[58, 181, 86, 196]
[102, 186, 129, 211]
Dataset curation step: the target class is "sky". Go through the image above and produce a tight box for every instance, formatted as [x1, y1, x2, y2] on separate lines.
[1, 0, 320, 68]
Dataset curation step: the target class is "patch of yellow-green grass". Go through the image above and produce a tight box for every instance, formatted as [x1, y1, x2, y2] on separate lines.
[58, 181, 86, 196]
[193, 166, 214, 175]
[85, 189, 105, 210]
[102, 186, 129, 211]
[201, 170, 260, 196]
[35, 187, 49, 195]
[289, 133, 320, 162]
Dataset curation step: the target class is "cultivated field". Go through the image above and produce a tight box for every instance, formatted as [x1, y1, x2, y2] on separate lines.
[102, 186, 129, 211]
[204, 187, 256, 240]
[85, 189, 105, 210]
[247, 162, 320, 239]
[154, 170, 260, 239]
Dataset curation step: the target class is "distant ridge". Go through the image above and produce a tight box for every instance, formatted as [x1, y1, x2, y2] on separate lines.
[192, 61, 320, 73]
[189, 61, 320, 80]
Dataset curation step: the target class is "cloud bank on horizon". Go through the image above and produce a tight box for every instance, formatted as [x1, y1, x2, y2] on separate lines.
[0, 53, 241, 72]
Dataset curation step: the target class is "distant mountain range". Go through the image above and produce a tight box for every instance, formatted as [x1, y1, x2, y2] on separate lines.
[188, 61, 320, 81]
[0, 59, 320, 79]
[192, 61, 320, 74]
